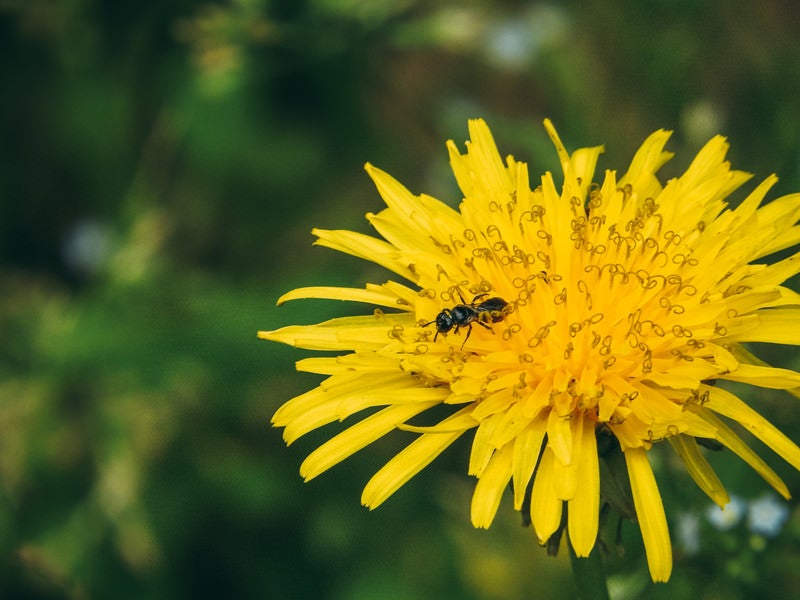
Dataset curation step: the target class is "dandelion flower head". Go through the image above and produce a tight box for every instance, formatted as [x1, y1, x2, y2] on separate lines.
[260, 119, 800, 582]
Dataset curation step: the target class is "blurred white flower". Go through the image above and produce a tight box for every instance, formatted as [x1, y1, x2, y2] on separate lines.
[706, 495, 746, 531]
[62, 219, 112, 276]
[747, 493, 790, 538]
[484, 4, 568, 69]
[676, 512, 701, 555]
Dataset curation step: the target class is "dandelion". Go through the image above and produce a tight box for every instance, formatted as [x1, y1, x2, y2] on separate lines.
[260, 119, 800, 582]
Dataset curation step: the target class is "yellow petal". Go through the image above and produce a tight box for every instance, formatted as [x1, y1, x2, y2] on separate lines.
[546, 405, 573, 467]
[705, 385, 800, 471]
[512, 413, 548, 510]
[679, 134, 750, 196]
[668, 434, 729, 507]
[718, 363, 800, 389]
[529, 446, 563, 543]
[468, 412, 503, 477]
[692, 407, 790, 499]
[758, 225, 800, 259]
[447, 129, 512, 211]
[277, 284, 415, 310]
[543, 118, 570, 175]
[742, 249, 800, 288]
[755, 190, 800, 226]
[300, 401, 439, 481]
[722, 308, 800, 345]
[334, 386, 450, 421]
[365, 163, 464, 241]
[729, 173, 779, 226]
[567, 415, 600, 557]
[312, 228, 417, 282]
[364, 163, 434, 226]
[471, 442, 514, 529]
[259, 314, 415, 351]
[489, 403, 532, 449]
[624, 447, 672, 582]
[752, 191, 800, 257]
[295, 353, 402, 375]
[618, 128, 674, 200]
[362, 408, 476, 508]
[273, 370, 410, 427]
[553, 414, 584, 501]
[472, 388, 515, 421]
[566, 145, 604, 200]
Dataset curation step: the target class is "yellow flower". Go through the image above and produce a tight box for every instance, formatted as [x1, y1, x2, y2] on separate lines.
[260, 119, 800, 582]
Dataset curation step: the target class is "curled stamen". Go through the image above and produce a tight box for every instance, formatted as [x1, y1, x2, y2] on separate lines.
[503, 323, 522, 340]
[430, 236, 453, 254]
[419, 288, 437, 299]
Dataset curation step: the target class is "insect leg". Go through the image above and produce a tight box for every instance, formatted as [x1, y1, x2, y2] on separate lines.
[460, 323, 473, 349]
[471, 293, 489, 304]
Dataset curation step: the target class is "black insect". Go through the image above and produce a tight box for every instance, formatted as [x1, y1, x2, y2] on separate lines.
[424, 292, 511, 347]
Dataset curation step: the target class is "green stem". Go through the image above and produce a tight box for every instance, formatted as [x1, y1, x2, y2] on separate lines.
[569, 542, 610, 600]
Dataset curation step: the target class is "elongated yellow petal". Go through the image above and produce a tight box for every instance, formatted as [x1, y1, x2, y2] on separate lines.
[742, 249, 800, 288]
[624, 447, 672, 582]
[334, 387, 450, 420]
[567, 415, 600, 557]
[546, 405, 573, 467]
[553, 414, 584, 501]
[468, 412, 503, 477]
[489, 403, 532, 449]
[277, 285, 415, 310]
[754, 190, 800, 226]
[729, 174, 779, 226]
[668, 434, 729, 507]
[471, 443, 514, 529]
[448, 119, 513, 203]
[705, 385, 800, 471]
[259, 314, 415, 351]
[530, 447, 563, 543]
[758, 226, 800, 258]
[273, 370, 411, 427]
[618, 128, 673, 199]
[721, 308, 800, 345]
[718, 363, 800, 389]
[312, 228, 417, 282]
[566, 145, 605, 201]
[692, 407, 790, 499]
[512, 413, 548, 510]
[543, 118, 570, 175]
[365, 164, 435, 226]
[362, 408, 476, 509]
[294, 353, 402, 375]
[300, 402, 439, 481]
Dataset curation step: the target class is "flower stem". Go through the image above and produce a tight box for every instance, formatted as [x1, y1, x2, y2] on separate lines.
[569, 542, 610, 600]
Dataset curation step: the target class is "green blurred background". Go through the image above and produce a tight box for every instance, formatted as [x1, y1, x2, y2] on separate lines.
[3, 0, 800, 598]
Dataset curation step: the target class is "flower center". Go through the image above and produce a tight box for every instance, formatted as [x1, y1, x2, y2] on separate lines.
[417, 186, 725, 427]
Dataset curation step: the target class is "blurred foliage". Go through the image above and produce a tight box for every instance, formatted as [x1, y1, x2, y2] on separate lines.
[2, 0, 800, 598]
